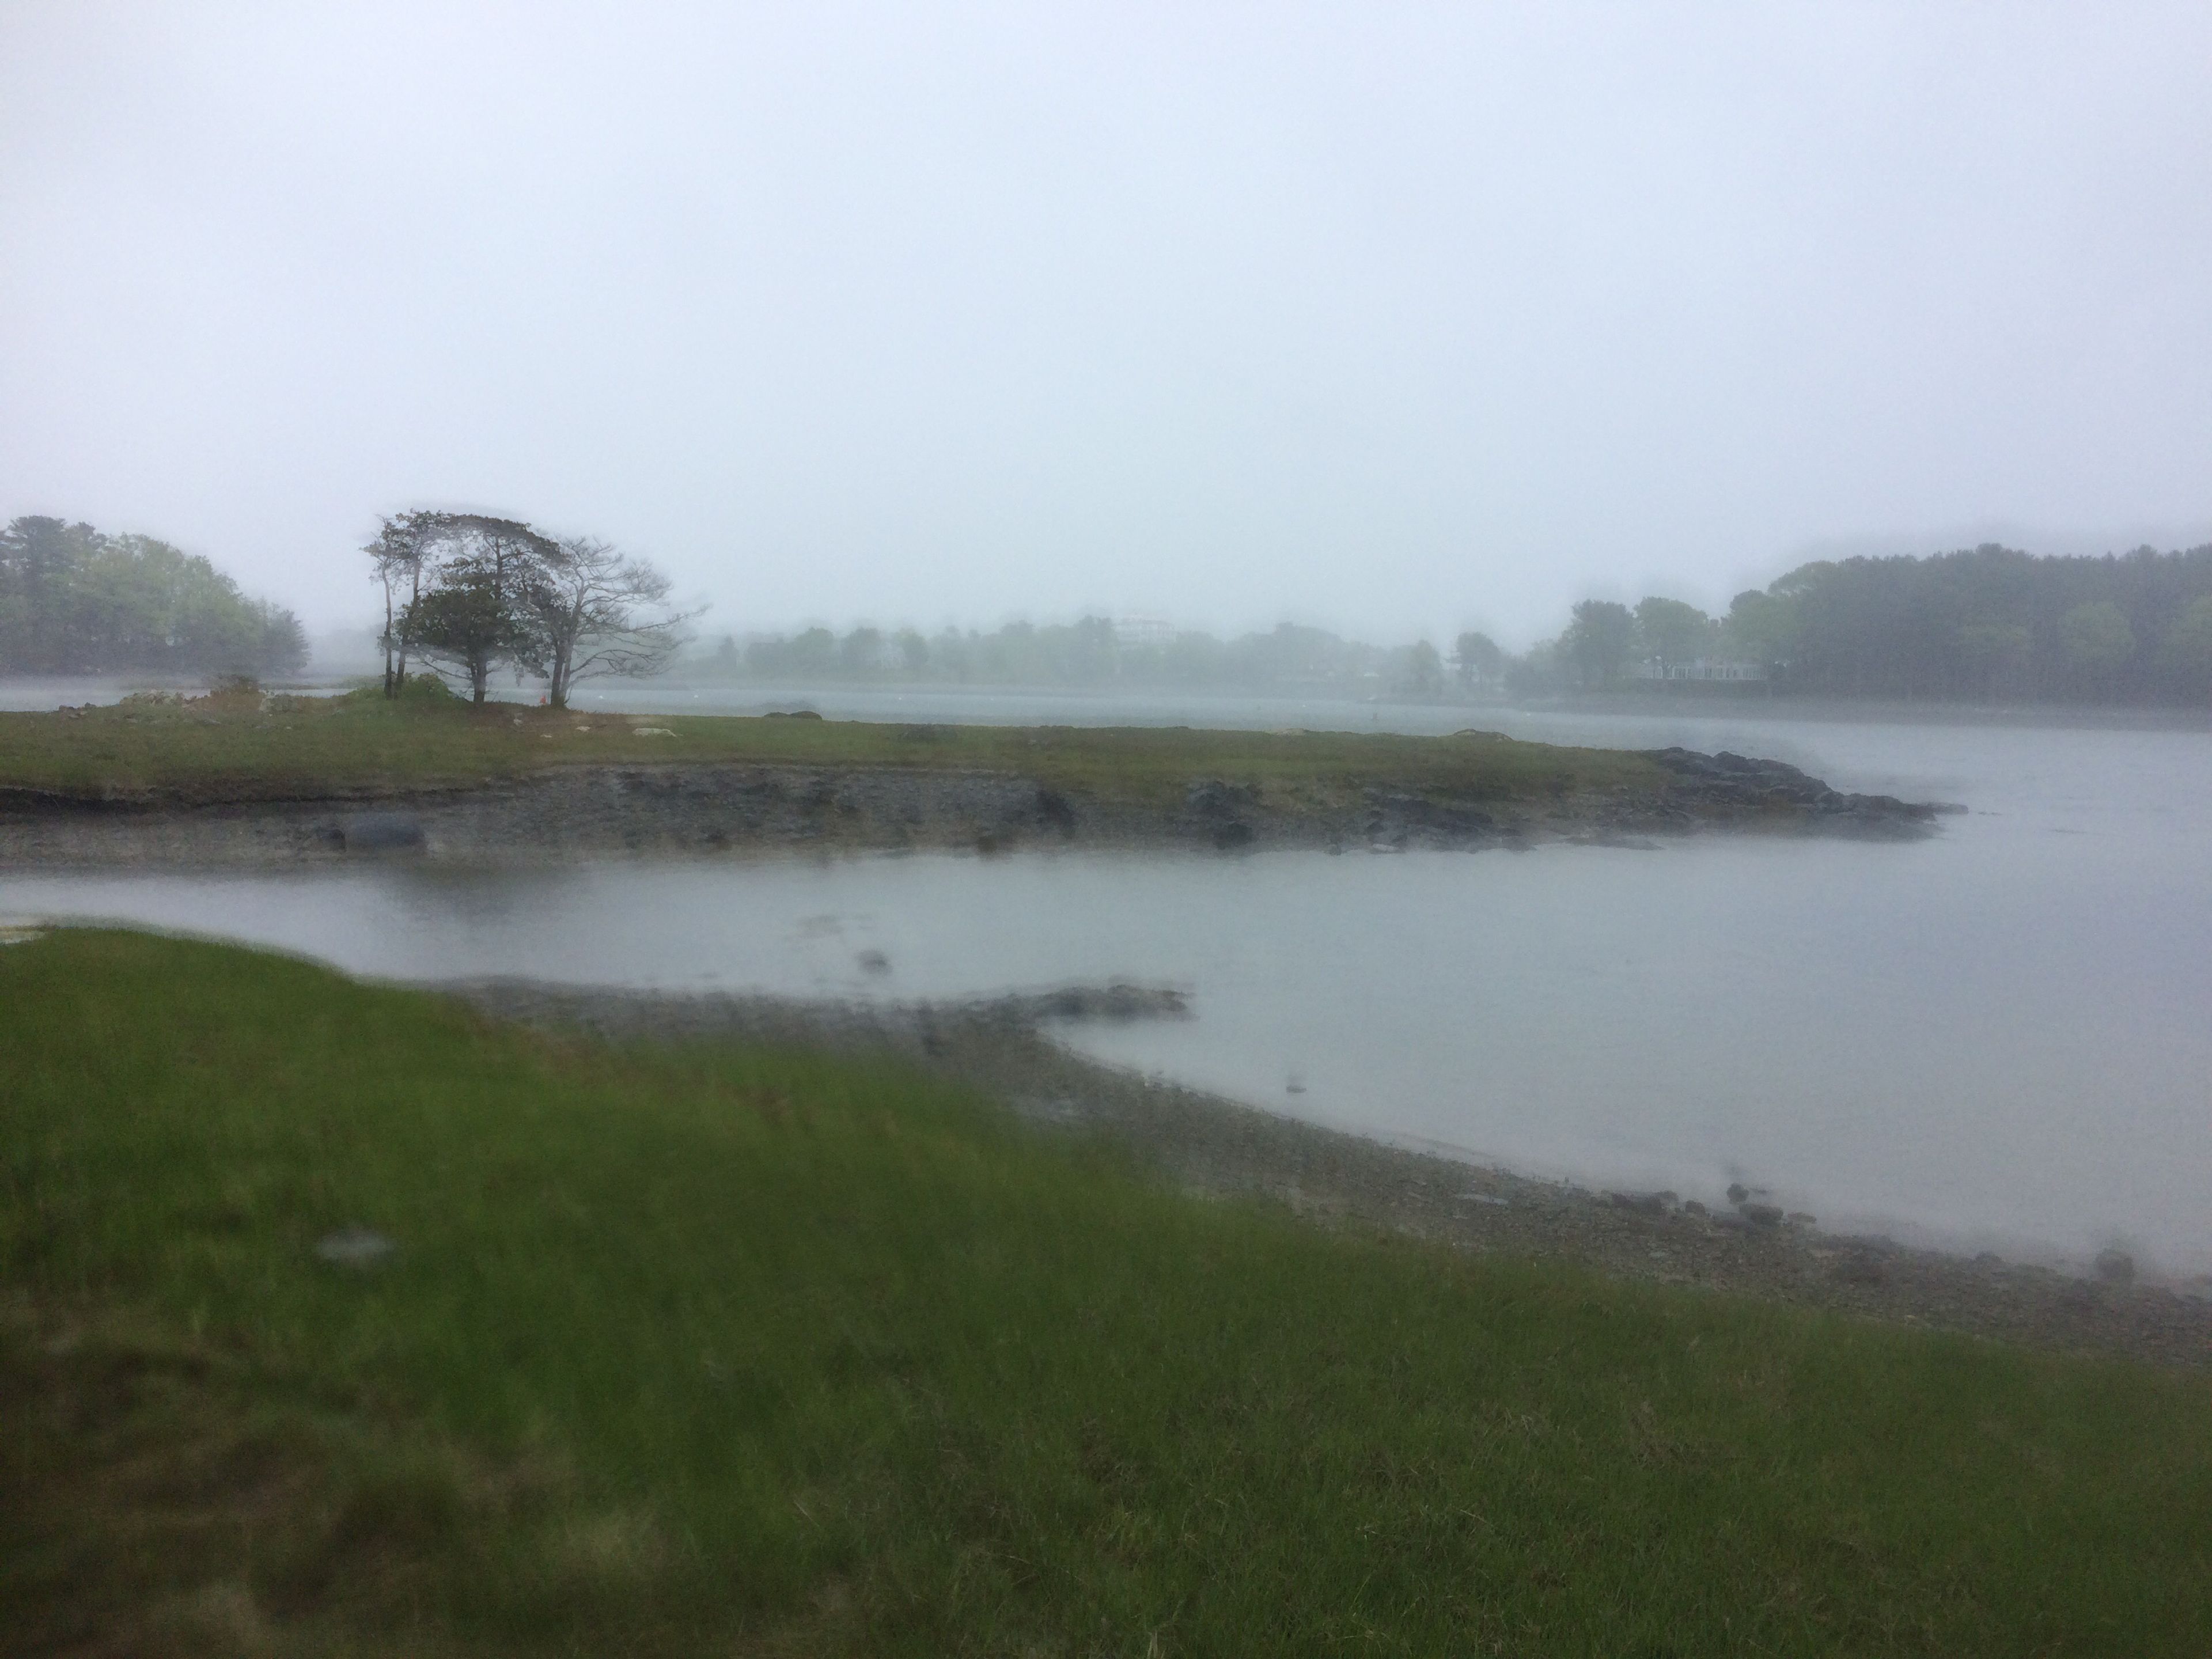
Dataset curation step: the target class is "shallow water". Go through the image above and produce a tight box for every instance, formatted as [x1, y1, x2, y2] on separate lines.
[5, 708, 2209, 1273]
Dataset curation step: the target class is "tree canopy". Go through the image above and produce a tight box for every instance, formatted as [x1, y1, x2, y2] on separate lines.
[366, 510, 694, 706]
[1513, 544, 2212, 704]
[0, 516, 306, 677]
[1740, 545, 2212, 702]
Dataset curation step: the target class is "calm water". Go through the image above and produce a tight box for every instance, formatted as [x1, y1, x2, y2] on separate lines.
[6, 705, 2209, 1274]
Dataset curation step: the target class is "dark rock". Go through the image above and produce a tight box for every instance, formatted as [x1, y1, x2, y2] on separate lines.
[856, 950, 891, 975]
[1646, 745, 1942, 834]
[1737, 1202, 1785, 1228]
[1361, 789, 1497, 849]
[2094, 1248, 2136, 1285]
[1185, 779, 1257, 817]
[1608, 1190, 1676, 1215]
[340, 812, 425, 853]
[1033, 787, 1077, 832]
[1185, 780, 1257, 849]
[1683, 1199, 1707, 1217]
[1014, 982, 1190, 1024]
[1726, 1182, 1749, 1205]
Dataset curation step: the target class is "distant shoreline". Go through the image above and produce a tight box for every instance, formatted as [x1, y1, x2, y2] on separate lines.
[1507, 688, 2212, 733]
[3, 672, 2207, 734]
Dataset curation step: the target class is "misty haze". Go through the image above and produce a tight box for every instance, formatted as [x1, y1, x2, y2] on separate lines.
[5, 5, 2211, 1654]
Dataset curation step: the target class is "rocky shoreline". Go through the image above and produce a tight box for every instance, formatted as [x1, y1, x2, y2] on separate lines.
[463, 978, 2212, 1372]
[0, 743, 1944, 866]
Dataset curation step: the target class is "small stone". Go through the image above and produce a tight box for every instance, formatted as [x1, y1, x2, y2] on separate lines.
[315, 1226, 396, 1270]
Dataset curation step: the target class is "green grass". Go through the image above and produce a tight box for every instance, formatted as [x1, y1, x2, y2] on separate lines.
[6, 929, 2210, 1656]
[0, 681, 1659, 809]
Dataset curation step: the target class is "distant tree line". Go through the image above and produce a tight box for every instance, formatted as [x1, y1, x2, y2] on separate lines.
[1516, 544, 2212, 705]
[0, 516, 307, 677]
[366, 510, 698, 706]
[699, 618, 1504, 698]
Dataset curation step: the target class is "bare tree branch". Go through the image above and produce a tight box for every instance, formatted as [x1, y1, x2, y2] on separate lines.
[515, 536, 703, 708]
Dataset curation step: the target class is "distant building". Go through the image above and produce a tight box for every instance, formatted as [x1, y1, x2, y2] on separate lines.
[1634, 657, 1767, 682]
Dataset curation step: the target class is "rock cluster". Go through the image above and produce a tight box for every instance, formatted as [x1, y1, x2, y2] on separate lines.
[1645, 748, 1940, 838]
[0, 745, 1949, 865]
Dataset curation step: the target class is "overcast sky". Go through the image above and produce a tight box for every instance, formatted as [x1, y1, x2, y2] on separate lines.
[4, 2, 2210, 646]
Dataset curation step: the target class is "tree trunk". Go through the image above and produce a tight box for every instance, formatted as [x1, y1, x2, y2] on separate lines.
[381, 577, 395, 698]
[395, 565, 418, 693]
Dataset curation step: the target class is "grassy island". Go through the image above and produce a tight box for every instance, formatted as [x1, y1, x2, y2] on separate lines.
[0, 684, 1941, 867]
[0, 683, 1656, 808]
[5, 929, 2207, 1655]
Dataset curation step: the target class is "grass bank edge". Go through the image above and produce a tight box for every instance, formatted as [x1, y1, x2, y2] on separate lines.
[6, 927, 2209, 1656]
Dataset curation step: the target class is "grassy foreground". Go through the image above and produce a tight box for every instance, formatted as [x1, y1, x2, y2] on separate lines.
[5, 931, 2210, 1656]
[0, 681, 1657, 808]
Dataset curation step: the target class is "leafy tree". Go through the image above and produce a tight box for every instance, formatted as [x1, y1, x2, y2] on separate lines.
[1633, 597, 1714, 671]
[839, 627, 884, 677]
[1452, 631, 1503, 688]
[2058, 600, 2134, 693]
[395, 515, 555, 704]
[1957, 622, 2033, 698]
[1562, 600, 1636, 687]
[404, 562, 525, 706]
[1695, 544, 2212, 704]
[2158, 595, 2212, 699]
[1723, 589, 1796, 665]
[1399, 639, 1443, 697]
[1, 515, 304, 676]
[782, 628, 836, 677]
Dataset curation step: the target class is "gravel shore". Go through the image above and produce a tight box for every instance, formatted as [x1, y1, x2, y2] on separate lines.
[0, 744, 1941, 866]
[461, 979, 2212, 1372]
